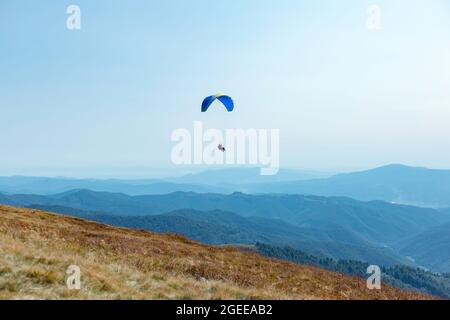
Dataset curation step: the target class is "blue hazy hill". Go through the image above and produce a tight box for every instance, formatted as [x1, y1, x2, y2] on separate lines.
[245, 164, 450, 208]
[165, 167, 331, 185]
[0, 176, 231, 195]
[2, 165, 450, 208]
[396, 221, 450, 273]
[0, 168, 328, 195]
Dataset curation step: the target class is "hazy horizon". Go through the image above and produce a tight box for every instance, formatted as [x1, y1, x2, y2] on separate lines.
[0, 163, 448, 180]
[0, 164, 336, 179]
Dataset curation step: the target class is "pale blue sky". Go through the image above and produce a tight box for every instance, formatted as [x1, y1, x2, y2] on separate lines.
[1, 0, 450, 177]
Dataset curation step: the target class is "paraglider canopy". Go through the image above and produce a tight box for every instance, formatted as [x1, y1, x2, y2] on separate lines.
[201, 94, 234, 112]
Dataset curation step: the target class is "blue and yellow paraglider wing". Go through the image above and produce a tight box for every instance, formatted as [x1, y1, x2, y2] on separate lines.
[201, 94, 234, 112]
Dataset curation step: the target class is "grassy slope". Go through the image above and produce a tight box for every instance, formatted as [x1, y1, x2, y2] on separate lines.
[0, 205, 431, 300]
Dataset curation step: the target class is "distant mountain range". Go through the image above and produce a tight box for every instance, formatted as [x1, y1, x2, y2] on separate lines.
[1, 164, 450, 272]
[1, 164, 450, 208]
[6, 189, 446, 244]
[245, 164, 450, 208]
[0, 176, 230, 195]
[165, 167, 332, 185]
[2, 188, 449, 271]
[0, 168, 328, 196]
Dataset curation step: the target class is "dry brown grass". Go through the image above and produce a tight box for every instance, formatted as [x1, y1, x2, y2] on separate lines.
[0, 205, 433, 300]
